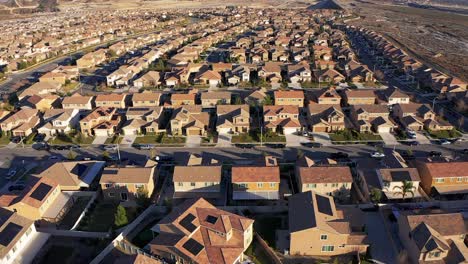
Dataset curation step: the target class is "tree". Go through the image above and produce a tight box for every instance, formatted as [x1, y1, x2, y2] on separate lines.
[393, 180, 415, 199]
[67, 150, 77, 160]
[102, 151, 111, 161]
[262, 95, 273, 105]
[296, 149, 304, 159]
[370, 188, 382, 204]
[234, 96, 243, 105]
[114, 205, 128, 227]
[136, 187, 151, 208]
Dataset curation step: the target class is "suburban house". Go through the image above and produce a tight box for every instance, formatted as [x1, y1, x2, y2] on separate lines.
[123, 107, 164, 135]
[61, 94, 94, 110]
[287, 62, 312, 83]
[173, 155, 222, 199]
[0, 208, 49, 264]
[194, 70, 222, 86]
[343, 89, 376, 105]
[274, 90, 305, 107]
[0, 176, 73, 224]
[171, 93, 196, 106]
[307, 104, 346, 132]
[23, 95, 60, 111]
[244, 89, 267, 105]
[100, 166, 157, 203]
[18, 82, 62, 101]
[94, 94, 127, 109]
[0, 109, 40, 137]
[216, 104, 250, 134]
[381, 88, 410, 105]
[351, 104, 395, 133]
[392, 103, 451, 131]
[148, 198, 254, 264]
[39, 161, 106, 191]
[296, 157, 353, 197]
[200, 91, 231, 108]
[133, 71, 161, 88]
[131, 91, 161, 107]
[76, 49, 107, 68]
[263, 105, 302, 135]
[288, 191, 369, 256]
[377, 168, 422, 200]
[170, 105, 210, 136]
[37, 109, 80, 136]
[232, 156, 280, 200]
[397, 212, 468, 263]
[258, 62, 282, 83]
[79, 107, 121, 137]
[414, 161, 468, 196]
[38, 72, 67, 85]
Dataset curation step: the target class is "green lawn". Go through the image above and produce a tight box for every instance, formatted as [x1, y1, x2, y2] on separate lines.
[104, 135, 122, 144]
[0, 135, 11, 145]
[49, 133, 94, 145]
[134, 134, 185, 145]
[330, 129, 382, 142]
[427, 129, 462, 139]
[231, 130, 286, 143]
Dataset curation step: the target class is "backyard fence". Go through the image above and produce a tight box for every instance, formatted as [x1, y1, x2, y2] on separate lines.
[254, 233, 283, 264]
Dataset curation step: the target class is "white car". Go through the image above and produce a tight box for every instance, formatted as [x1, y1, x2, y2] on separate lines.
[439, 139, 451, 145]
[104, 145, 118, 151]
[370, 152, 385, 158]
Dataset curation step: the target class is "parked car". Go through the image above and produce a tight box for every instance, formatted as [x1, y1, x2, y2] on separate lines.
[370, 152, 385, 158]
[428, 151, 442, 157]
[329, 152, 349, 159]
[265, 143, 285, 149]
[235, 144, 255, 149]
[33, 133, 46, 142]
[32, 142, 50, 151]
[104, 145, 118, 151]
[301, 142, 322, 148]
[406, 130, 417, 139]
[10, 136, 21, 144]
[139, 144, 154, 150]
[405, 141, 419, 146]
[439, 139, 451, 145]
[155, 155, 173, 162]
[5, 169, 17, 180]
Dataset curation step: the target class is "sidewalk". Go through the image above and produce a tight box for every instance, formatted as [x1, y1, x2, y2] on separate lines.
[310, 132, 332, 146]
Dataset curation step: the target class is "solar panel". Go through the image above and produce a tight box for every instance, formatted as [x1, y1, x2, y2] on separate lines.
[0, 223, 23, 246]
[182, 238, 204, 256]
[30, 183, 52, 201]
[390, 171, 411, 181]
[316, 194, 333, 216]
[103, 169, 119, 175]
[72, 164, 88, 177]
[206, 215, 218, 224]
[179, 213, 197, 233]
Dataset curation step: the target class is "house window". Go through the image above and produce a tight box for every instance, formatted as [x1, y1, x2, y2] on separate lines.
[135, 184, 144, 189]
[270, 183, 276, 188]
[178, 182, 183, 187]
[190, 182, 196, 187]
[238, 183, 247, 188]
[342, 183, 348, 187]
[435, 178, 444, 183]
[105, 183, 112, 188]
[307, 184, 317, 188]
[257, 183, 264, 188]
[457, 177, 463, 182]
[320, 234, 327, 240]
[321, 245, 334, 252]
[429, 251, 441, 258]
[331, 183, 338, 187]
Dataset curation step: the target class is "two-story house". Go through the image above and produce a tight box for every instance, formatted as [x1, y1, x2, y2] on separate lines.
[171, 93, 196, 106]
[232, 156, 280, 200]
[170, 105, 210, 136]
[131, 91, 161, 107]
[351, 104, 394, 133]
[263, 105, 302, 135]
[392, 103, 442, 131]
[376, 168, 422, 200]
[414, 161, 468, 196]
[200, 91, 231, 108]
[100, 166, 157, 202]
[94, 94, 127, 109]
[61, 94, 94, 110]
[148, 198, 254, 264]
[288, 191, 369, 256]
[216, 104, 250, 134]
[307, 104, 345, 132]
[37, 109, 80, 136]
[0, 109, 40, 137]
[79, 107, 121, 137]
[343, 89, 376, 105]
[122, 107, 164, 135]
[274, 90, 305, 107]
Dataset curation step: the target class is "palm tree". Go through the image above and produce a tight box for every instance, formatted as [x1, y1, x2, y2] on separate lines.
[370, 188, 382, 204]
[393, 180, 415, 199]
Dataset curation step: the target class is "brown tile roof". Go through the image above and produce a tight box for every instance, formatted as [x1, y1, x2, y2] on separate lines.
[298, 166, 353, 183]
[80, 107, 116, 122]
[200, 91, 231, 100]
[21, 176, 59, 208]
[95, 93, 126, 102]
[379, 168, 421, 182]
[345, 89, 376, 98]
[232, 166, 280, 183]
[421, 161, 468, 178]
[171, 93, 196, 101]
[132, 92, 161, 102]
[405, 212, 466, 236]
[62, 94, 93, 105]
[274, 90, 304, 99]
[263, 105, 299, 116]
[173, 166, 222, 183]
[100, 167, 155, 184]
[0, 208, 34, 258]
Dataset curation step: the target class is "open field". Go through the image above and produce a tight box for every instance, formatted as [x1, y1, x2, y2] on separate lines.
[338, 0, 468, 81]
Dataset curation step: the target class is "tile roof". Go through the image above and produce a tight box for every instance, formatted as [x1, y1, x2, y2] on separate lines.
[232, 166, 280, 183]
[173, 166, 222, 183]
[95, 93, 126, 102]
[274, 90, 304, 99]
[0, 208, 33, 259]
[298, 166, 353, 183]
[100, 167, 155, 184]
[420, 161, 468, 178]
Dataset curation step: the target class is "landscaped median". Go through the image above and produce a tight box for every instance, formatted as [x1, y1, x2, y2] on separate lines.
[425, 129, 462, 139]
[133, 133, 186, 146]
[48, 131, 95, 145]
[231, 130, 286, 144]
[329, 129, 383, 144]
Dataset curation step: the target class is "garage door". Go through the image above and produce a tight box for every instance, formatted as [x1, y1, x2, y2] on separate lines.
[284, 127, 299, 135]
[218, 127, 231, 134]
[377, 126, 391, 133]
[123, 128, 137, 136]
[313, 126, 328, 132]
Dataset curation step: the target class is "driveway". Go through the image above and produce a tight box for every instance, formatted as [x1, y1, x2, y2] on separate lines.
[285, 134, 309, 147]
[379, 132, 400, 146]
[216, 133, 232, 147]
[186, 135, 201, 148]
[415, 131, 431, 145]
[365, 211, 397, 264]
[121, 134, 136, 145]
[310, 132, 332, 146]
[92, 136, 108, 145]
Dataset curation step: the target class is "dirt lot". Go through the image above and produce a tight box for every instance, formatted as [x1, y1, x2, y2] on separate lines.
[338, 0, 468, 81]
